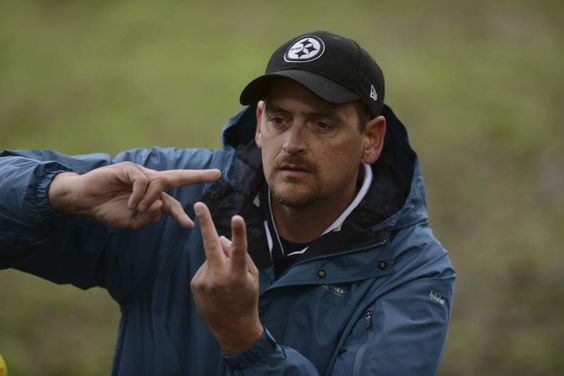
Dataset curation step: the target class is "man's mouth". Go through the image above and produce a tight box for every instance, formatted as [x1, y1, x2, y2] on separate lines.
[279, 164, 311, 173]
[276, 162, 314, 180]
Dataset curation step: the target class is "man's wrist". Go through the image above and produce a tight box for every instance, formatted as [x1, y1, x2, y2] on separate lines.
[48, 172, 81, 215]
[223, 328, 280, 371]
[218, 321, 264, 356]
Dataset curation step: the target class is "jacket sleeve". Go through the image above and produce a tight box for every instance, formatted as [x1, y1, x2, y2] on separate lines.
[0, 147, 219, 299]
[223, 328, 320, 375]
[341, 277, 453, 375]
[333, 240, 455, 375]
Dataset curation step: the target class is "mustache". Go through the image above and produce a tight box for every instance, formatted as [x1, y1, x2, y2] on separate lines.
[274, 156, 316, 173]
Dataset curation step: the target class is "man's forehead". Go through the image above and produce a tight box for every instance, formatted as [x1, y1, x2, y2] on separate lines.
[264, 79, 357, 119]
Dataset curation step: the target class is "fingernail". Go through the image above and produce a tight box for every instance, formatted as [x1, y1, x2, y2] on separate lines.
[193, 202, 203, 215]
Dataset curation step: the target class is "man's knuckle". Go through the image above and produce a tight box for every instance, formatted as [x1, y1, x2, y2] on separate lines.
[134, 174, 149, 185]
[209, 279, 228, 292]
[147, 175, 161, 185]
[223, 271, 241, 285]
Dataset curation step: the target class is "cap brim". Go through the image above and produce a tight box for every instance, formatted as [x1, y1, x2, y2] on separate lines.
[240, 70, 359, 106]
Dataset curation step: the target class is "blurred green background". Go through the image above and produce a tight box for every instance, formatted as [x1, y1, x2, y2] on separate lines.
[1, 0, 563, 374]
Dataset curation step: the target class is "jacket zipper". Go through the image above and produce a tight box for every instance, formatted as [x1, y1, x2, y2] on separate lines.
[364, 310, 373, 330]
[352, 310, 374, 376]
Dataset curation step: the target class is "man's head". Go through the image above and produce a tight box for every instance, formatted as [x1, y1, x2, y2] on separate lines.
[240, 30, 385, 119]
[240, 31, 387, 210]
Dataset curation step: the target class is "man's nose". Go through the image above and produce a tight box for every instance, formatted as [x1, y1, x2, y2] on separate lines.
[282, 125, 307, 154]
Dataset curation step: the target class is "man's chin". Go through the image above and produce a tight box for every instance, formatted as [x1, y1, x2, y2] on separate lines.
[270, 186, 318, 208]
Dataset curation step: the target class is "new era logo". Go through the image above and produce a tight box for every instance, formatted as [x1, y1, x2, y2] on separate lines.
[370, 84, 378, 101]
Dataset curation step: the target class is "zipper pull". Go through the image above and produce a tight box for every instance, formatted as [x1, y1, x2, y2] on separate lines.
[364, 310, 373, 330]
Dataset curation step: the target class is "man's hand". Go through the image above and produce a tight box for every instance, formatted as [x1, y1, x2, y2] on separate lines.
[48, 162, 221, 229]
[191, 202, 263, 355]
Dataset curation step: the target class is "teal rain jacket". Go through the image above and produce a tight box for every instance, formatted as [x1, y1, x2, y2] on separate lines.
[0, 105, 455, 375]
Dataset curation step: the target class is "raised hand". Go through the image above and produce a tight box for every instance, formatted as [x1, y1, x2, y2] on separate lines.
[48, 162, 221, 229]
[191, 202, 263, 355]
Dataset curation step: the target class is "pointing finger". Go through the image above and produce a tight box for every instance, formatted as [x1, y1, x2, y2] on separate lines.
[194, 201, 224, 267]
[137, 168, 221, 211]
[159, 169, 221, 189]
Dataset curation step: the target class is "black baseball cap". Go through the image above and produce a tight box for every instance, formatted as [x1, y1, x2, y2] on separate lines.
[240, 31, 385, 117]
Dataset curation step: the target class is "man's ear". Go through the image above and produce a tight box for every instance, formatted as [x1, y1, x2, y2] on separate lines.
[255, 101, 265, 148]
[361, 115, 386, 164]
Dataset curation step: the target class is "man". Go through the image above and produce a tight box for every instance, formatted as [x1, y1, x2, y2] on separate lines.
[0, 31, 455, 375]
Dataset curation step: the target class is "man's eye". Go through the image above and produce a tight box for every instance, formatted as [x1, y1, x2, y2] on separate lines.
[314, 122, 334, 131]
[269, 116, 287, 126]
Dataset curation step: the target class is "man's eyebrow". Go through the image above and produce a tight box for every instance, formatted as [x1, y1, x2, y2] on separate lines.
[264, 104, 290, 114]
[265, 103, 346, 122]
[308, 109, 345, 122]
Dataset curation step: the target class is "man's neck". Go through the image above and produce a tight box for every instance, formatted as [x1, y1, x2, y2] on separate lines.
[270, 165, 369, 244]
[270, 199, 349, 244]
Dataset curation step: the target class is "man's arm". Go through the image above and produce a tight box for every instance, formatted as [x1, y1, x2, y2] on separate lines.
[0, 149, 220, 292]
[334, 276, 453, 375]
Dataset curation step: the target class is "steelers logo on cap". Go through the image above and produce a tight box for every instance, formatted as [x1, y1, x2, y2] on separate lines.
[284, 36, 325, 63]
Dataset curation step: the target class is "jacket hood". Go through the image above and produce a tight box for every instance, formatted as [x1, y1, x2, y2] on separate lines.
[220, 104, 428, 233]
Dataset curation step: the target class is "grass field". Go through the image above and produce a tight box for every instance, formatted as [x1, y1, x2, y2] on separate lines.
[1, 0, 563, 374]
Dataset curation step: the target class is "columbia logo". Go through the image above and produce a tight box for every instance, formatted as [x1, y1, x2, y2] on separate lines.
[429, 290, 446, 306]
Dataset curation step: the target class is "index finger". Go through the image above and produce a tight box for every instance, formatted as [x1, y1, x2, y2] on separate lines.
[157, 169, 221, 189]
[194, 201, 225, 268]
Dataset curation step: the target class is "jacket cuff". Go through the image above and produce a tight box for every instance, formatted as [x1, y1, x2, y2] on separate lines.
[223, 327, 281, 370]
[35, 167, 73, 221]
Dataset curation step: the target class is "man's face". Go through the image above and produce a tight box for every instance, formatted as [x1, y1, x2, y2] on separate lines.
[255, 79, 384, 210]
